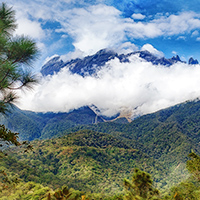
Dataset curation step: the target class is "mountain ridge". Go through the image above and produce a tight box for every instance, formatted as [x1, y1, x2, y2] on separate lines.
[1, 98, 200, 148]
[41, 49, 198, 77]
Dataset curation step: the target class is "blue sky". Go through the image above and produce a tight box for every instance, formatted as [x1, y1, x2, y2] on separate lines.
[5, 0, 200, 70]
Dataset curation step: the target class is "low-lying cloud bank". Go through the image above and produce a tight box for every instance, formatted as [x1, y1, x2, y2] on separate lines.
[17, 54, 200, 118]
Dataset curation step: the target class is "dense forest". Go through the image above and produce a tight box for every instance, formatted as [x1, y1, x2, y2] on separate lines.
[0, 129, 199, 199]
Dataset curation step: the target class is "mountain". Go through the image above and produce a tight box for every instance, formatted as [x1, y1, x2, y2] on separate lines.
[188, 57, 199, 65]
[1, 49, 200, 198]
[0, 106, 106, 141]
[41, 49, 197, 77]
[1, 99, 200, 154]
[67, 99, 200, 161]
[41, 49, 118, 76]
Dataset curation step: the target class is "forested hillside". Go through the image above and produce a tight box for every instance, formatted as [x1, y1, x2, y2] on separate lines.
[1, 100, 200, 196]
[0, 106, 104, 141]
[2, 130, 166, 194]
[1, 129, 200, 199]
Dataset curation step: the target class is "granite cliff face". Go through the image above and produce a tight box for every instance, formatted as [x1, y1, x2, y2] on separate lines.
[41, 49, 198, 77]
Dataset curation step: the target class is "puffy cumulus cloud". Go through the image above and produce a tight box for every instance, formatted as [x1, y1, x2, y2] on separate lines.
[7, 1, 126, 55]
[17, 54, 200, 118]
[157, 12, 200, 35]
[5, 1, 46, 40]
[48, 6, 200, 55]
[191, 30, 199, 37]
[58, 4, 125, 55]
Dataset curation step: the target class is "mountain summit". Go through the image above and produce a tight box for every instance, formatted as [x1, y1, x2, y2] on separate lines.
[41, 49, 198, 77]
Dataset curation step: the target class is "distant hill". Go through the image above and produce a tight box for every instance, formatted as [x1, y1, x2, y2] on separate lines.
[0, 106, 106, 141]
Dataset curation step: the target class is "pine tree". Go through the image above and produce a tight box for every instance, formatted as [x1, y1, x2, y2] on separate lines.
[0, 2, 39, 153]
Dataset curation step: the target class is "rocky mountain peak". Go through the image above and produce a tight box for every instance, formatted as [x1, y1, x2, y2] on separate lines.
[40, 49, 199, 77]
[188, 57, 199, 65]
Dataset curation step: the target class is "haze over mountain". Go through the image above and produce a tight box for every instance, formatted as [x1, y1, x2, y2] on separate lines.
[16, 48, 200, 119]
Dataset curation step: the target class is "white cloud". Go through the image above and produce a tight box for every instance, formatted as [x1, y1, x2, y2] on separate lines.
[158, 12, 200, 34]
[60, 50, 85, 62]
[131, 13, 146, 20]
[43, 54, 60, 65]
[15, 17, 45, 39]
[115, 42, 138, 54]
[6, 1, 200, 57]
[17, 54, 200, 118]
[57, 4, 125, 55]
[177, 36, 186, 40]
[172, 51, 177, 55]
[191, 30, 199, 37]
[141, 44, 164, 58]
[5, 1, 200, 118]
[125, 12, 200, 39]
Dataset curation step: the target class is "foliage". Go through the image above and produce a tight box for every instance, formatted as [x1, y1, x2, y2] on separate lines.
[2, 130, 167, 196]
[0, 2, 38, 113]
[169, 181, 200, 200]
[48, 186, 84, 200]
[0, 2, 200, 200]
[0, 124, 20, 154]
[0, 181, 52, 200]
[124, 168, 160, 200]
[0, 136, 200, 200]
[186, 152, 200, 181]
[0, 2, 38, 149]
[0, 1, 38, 193]
[163, 152, 200, 200]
